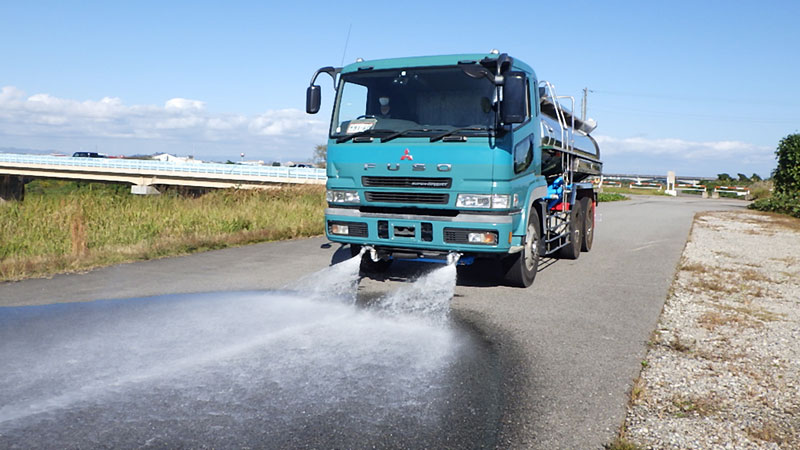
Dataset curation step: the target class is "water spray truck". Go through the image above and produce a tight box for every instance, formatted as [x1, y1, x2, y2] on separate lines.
[306, 51, 602, 287]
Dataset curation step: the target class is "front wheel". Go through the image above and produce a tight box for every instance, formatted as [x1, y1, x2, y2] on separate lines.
[503, 208, 542, 287]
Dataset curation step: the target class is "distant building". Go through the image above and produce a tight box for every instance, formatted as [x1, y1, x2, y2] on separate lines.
[239, 160, 265, 166]
[152, 153, 203, 164]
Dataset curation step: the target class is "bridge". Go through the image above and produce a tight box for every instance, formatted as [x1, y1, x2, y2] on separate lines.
[0, 153, 327, 200]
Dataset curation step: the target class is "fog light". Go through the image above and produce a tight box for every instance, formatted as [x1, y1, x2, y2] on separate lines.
[468, 232, 497, 245]
[330, 223, 349, 235]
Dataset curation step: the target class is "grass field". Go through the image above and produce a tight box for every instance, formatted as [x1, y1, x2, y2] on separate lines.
[0, 180, 326, 281]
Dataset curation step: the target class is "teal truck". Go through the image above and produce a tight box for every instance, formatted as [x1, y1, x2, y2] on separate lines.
[306, 51, 602, 287]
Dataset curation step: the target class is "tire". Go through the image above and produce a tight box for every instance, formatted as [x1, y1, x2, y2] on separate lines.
[580, 196, 594, 252]
[350, 244, 392, 273]
[503, 207, 542, 287]
[557, 201, 582, 260]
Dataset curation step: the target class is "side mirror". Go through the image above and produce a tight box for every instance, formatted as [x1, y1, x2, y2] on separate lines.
[501, 72, 527, 124]
[306, 85, 321, 114]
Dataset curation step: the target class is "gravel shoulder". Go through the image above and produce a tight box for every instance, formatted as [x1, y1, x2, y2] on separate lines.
[623, 210, 800, 449]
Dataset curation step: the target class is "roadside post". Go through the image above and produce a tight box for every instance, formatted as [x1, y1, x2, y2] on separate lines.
[665, 171, 676, 196]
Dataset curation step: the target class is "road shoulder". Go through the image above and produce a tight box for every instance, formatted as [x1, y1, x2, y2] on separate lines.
[622, 210, 800, 448]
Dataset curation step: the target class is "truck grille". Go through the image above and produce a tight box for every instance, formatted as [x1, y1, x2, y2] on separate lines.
[365, 192, 449, 204]
[362, 177, 452, 189]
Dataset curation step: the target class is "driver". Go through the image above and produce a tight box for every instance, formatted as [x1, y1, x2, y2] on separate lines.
[378, 96, 392, 118]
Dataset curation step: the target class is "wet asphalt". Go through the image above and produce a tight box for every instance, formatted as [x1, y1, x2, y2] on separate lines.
[0, 195, 746, 449]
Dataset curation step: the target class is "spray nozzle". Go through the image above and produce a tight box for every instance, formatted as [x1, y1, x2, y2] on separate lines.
[446, 252, 462, 266]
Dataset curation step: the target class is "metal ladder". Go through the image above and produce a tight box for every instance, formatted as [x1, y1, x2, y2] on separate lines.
[539, 81, 578, 254]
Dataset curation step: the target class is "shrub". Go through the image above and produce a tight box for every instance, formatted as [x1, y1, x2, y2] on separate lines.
[749, 133, 800, 218]
[772, 133, 800, 195]
[598, 192, 627, 202]
[749, 192, 800, 218]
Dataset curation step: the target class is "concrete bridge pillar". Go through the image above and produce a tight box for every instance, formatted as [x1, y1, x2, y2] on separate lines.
[0, 175, 25, 201]
[131, 184, 161, 195]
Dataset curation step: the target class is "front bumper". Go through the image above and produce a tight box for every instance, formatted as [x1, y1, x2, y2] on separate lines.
[325, 207, 524, 255]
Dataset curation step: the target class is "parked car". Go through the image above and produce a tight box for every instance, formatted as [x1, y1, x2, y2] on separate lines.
[72, 152, 106, 158]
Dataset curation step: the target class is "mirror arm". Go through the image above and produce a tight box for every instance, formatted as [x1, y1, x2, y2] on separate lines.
[309, 66, 341, 90]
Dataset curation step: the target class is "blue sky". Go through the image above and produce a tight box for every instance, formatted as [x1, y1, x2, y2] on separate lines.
[1, 0, 798, 176]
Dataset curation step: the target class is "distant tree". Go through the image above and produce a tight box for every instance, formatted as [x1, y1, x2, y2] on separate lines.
[717, 173, 733, 182]
[772, 133, 800, 195]
[313, 144, 327, 168]
[737, 173, 750, 182]
[225, 160, 235, 164]
[751, 173, 763, 182]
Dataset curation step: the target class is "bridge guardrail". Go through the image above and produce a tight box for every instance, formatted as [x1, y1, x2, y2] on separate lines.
[0, 153, 327, 181]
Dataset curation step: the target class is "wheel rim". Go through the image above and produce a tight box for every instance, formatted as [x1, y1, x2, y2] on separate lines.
[586, 204, 594, 242]
[524, 222, 538, 271]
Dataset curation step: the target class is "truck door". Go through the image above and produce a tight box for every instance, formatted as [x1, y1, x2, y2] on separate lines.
[508, 73, 540, 210]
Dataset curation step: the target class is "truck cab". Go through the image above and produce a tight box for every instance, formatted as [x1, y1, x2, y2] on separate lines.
[306, 51, 601, 287]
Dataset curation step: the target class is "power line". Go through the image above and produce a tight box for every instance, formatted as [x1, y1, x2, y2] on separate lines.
[590, 105, 800, 124]
[590, 89, 797, 108]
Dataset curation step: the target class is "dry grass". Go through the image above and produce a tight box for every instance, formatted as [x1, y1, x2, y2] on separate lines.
[745, 210, 800, 232]
[680, 261, 709, 273]
[669, 334, 693, 353]
[697, 311, 752, 330]
[0, 182, 327, 281]
[630, 377, 647, 403]
[718, 304, 784, 323]
[746, 420, 789, 445]
[770, 255, 799, 266]
[690, 277, 739, 295]
[670, 394, 721, 417]
[605, 437, 644, 450]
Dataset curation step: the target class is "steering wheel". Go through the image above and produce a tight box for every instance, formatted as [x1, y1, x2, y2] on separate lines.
[356, 114, 376, 119]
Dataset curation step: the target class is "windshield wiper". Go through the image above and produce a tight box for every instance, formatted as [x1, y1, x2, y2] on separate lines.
[429, 126, 490, 142]
[380, 128, 444, 143]
[335, 128, 393, 144]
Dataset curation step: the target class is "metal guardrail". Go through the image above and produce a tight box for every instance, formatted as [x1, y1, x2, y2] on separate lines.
[629, 182, 662, 190]
[676, 183, 706, 192]
[0, 153, 327, 181]
[714, 185, 751, 197]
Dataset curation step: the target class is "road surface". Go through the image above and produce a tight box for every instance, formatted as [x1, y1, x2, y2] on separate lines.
[0, 195, 746, 448]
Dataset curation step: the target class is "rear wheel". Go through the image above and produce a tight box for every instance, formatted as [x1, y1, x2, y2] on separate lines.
[580, 197, 594, 252]
[503, 208, 542, 287]
[350, 244, 392, 273]
[557, 201, 582, 260]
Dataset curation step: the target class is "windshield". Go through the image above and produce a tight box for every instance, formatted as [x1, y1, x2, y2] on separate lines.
[330, 66, 497, 138]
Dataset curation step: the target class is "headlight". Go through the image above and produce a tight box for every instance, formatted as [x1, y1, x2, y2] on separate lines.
[326, 190, 360, 204]
[456, 194, 510, 209]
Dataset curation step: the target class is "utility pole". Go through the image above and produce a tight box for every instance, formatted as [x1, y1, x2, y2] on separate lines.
[581, 87, 589, 121]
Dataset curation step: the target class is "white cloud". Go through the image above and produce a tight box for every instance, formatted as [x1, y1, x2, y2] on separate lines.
[594, 135, 770, 158]
[164, 98, 205, 111]
[0, 86, 328, 160]
[594, 135, 775, 176]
